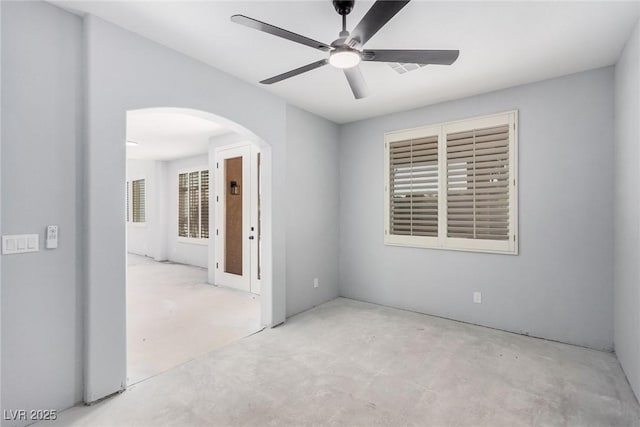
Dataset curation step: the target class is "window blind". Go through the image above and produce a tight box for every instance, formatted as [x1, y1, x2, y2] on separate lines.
[384, 111, 517, 254]
[389, 135, 439, 237]
[201, 170, 209, 239]
[132, 179, 145, 223]
[178, 173, 189, 237]
[189, 171, 200, 238]
[178, 170, 209, 240]
[446, 125, 510, 241]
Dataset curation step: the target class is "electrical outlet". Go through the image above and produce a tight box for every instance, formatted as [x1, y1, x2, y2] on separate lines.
[473, 292, 482, 304]
[313, 278, 319, 288]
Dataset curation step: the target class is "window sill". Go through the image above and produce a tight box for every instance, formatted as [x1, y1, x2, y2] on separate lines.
[177, 237, 209, 246]
[384, 236, 518, 255]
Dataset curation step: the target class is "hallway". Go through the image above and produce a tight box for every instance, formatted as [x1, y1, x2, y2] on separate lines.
[127, 254, 261, 384]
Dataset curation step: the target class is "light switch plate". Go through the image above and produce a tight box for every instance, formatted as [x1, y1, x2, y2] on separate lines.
[2, 234, 39, 255]
[46, 225, 59, 249]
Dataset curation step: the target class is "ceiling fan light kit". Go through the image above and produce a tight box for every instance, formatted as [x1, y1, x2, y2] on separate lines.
[329, 47, 361, 69]
[231, 0, 459, 99]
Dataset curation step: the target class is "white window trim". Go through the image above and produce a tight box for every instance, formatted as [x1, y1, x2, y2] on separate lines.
[177, 166, 209, 242]
[384, 110, 518, 255]
[126, 180, 129, 223]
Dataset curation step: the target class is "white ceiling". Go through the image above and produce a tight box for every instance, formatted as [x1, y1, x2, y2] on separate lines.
[126, 110, 229, 160]
[57, 1, 640, 124]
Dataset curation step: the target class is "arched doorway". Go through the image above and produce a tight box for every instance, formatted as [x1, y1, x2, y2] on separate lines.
[124, 108, 269, 384]
[83, 102, 281, 401]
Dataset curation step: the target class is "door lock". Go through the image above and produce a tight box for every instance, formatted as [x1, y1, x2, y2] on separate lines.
[249, 236, 255, 240]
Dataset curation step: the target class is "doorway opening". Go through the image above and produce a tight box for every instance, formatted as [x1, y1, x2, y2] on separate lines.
[124, 108, 263, 385]
[214, 143, 262, 295]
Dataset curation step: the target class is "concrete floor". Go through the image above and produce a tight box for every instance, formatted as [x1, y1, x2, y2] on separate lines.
[127, 254, 261, 384]
[44, 298, 639, 426]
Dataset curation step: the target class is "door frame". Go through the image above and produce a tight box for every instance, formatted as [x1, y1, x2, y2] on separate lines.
[85, 101, 285, 404]
[214, 142, 261, 294]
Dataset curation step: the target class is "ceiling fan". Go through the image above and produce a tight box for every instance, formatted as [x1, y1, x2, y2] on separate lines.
[231, 0, 459, 99]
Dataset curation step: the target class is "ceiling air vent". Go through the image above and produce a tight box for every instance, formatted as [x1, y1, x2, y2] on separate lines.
[388, 63, 427, 74]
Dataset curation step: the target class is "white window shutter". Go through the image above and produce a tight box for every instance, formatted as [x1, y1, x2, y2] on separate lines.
[389, 135, 439, 237]
[178, 173, 189, 237]
[384, 111, 518, 255]
[201, 170, 210, 239]
[188, 171, 200, 238]
[446, 124, 510, 241]
[132, 179, 146, 223]
[178, 170, 210, 240]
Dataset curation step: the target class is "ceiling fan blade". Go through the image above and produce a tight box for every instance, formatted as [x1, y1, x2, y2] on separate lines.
[347, 1, 411, 47]
[362, 49, 460, 65]
[344, 66, 369, 99]
[260, 59, 329, 84]
[231, 15, 331, 52]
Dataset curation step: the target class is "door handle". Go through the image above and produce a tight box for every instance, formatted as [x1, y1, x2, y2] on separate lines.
[249, 236, 255, 240]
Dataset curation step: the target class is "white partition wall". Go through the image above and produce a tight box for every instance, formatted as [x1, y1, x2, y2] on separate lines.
[83, 16, 288, 403]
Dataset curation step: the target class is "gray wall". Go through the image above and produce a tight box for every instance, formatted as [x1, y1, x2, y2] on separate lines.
[0, 0, 633, 419]
[614, 20, 640, 400]
[286, 105, 340, 316]
[1, 1, 83, 423]
[0, 0, 3, 416]
[339, 67, 615, 351]
[0, 1, 340, 418]
[82, 13, 289, 402]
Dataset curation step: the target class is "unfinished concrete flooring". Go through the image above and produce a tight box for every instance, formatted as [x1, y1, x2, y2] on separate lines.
[126, 254, 261, 384]
[46, 298, 639, 426]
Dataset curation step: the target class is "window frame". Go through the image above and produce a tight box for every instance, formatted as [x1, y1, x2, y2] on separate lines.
[177, 167, 210, 245]
[128, 178, 146, 226]
[126, 181, 129, 223]
[384, 110, 518, 255]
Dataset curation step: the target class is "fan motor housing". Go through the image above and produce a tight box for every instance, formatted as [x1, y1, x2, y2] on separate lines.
[333, 0, 355, 16]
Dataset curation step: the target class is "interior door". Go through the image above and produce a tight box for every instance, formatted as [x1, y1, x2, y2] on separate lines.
[215, 145, 260, 294]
